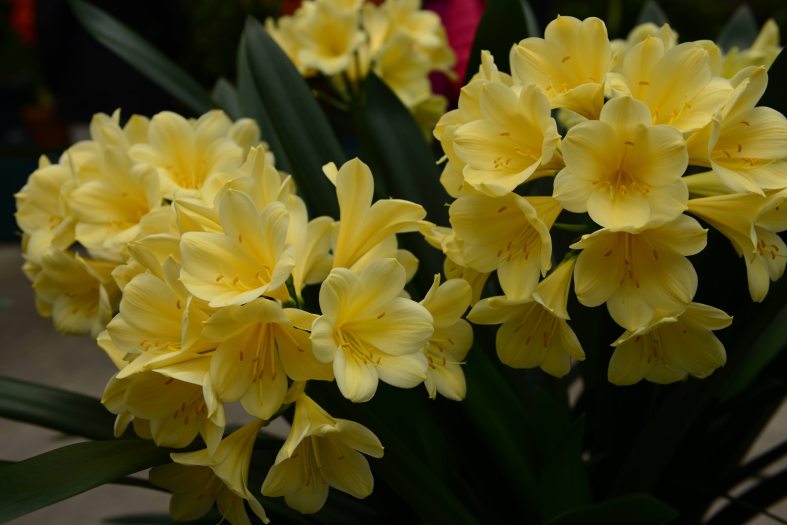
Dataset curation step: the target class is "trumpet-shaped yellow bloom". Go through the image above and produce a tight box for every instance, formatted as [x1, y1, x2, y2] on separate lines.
[33, 248, 119, 337]
[434, 51, 513, 197]
[688, 191, 787, 302]
[15, 156, 75, 264]
[129, 111, 246, 199]
[262, 394, 384, 514]
[572, 214, 707, 330]
[695, 67, 787, 195]
[103, 363, 225, 451]
[325, 158, 426, 271]
[150, 464, 261, 525]
[168, 420, 268, 524]
[554, 96, 688, 230]
[468, 259, 584, 376]
[294, 1, 366, 76]
[202, 299, 332, 420]
[721, 19, 782, 78]
[311, 258, 433, 402]
[609, 302, 731, 385]
[420, 276, 473, 400]
[180, 192, 294, 307]
[107, 257, 212, 378]
[449, 193, 560, 299]
[610, 23, 678, 71]
[606, 39, 733, 133]
[511, 16, 612, 119]
[452, 82, 559, 196]
[68, 147, 162, 262]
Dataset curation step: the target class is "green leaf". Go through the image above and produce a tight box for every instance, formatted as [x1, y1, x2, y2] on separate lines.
[212, 78, 242, 121]
[0, 440, 170, 523]
[636, 1, 669, 26]
[722, 283, 787, 400]
[465, 0, 539, 82]
[67, 0, 215, 115]
[236, 43, 292, 174]
[531, 395, 591, 521]
[717, 5, 760, 53]
[0, 376, 115, 441]
[461, 350, 540, 520]
[545, 494, 679, 525]
[241, 16, 344, 218]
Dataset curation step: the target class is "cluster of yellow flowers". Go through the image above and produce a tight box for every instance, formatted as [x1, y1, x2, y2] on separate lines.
[428, 15, 786, 385]
[15, 109, 473, 522]
[266, 0, 454, 124]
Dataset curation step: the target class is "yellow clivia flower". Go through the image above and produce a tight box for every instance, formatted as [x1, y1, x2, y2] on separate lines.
[721, 19, 782, 78]
[554, 96, 688, 230]
[180, 191, 294, 307]
[572, 214, 707, 330]
[14, 155, 75, 264]
[107, 257, 212, 378]
[468, 258, 584, 377]
[165, 419, 268, 525]
[452, 82, 559, 196]
[609, 302, 731, 385]
[688, 190, 787, 302]
[262, 393, 384, 514]
[202, 299, 332, 420]
[33, 248, 119, 337]
[690, 67, 787, 195]
[449, 192, 560, 299]
[311, 258, 433, 402]
[68, 146, 161, 262]
[294, 1, 366, 76]
[511, 15, 612, 119]
[606, 39, 733, 133]
[325, 158, 425, 271]
[129, 111, 245, 199]
[103, 361, 225, 452]
[419, 276, 473, 400]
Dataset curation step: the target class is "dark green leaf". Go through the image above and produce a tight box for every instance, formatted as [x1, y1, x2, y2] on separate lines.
[241, 17, 344, 218]
[236, 43, 292, 174]
[717, 5, 760, 53]
[465, 0, 539, 82]
[462, 350, 540, 520]
[636, 1, 669, 26]
[545, 494, 679, 525]
[722, 287, 787, 400]
[213, 78, 242, 121]
[68, 0, 215, 115]
[0, 440, 170, 523]
[0, 376, 115, 440]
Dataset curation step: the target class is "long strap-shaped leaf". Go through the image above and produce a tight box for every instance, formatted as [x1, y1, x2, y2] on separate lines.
[68, 0, 215, 115]
[465, 0, 539, 82]
[0, 376, 115, 441]
[0, 440, 170, 523]
[240, 17, 344, 218]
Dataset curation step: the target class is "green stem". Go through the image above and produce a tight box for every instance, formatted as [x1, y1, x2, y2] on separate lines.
[552, 222, 592, 233]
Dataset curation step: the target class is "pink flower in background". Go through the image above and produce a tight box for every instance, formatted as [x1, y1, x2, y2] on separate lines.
[425, 0, 485, 101]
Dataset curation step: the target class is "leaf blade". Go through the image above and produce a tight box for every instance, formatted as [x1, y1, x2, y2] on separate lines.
[0, 440, 170, 523]
[68, 0, 215, 115]
[0, 376, 115, 441]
